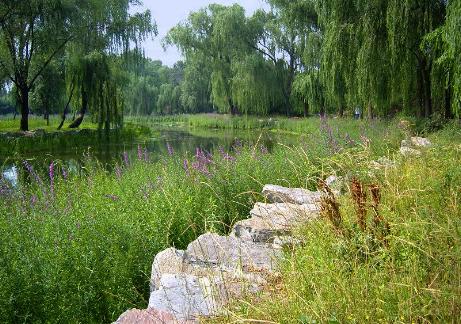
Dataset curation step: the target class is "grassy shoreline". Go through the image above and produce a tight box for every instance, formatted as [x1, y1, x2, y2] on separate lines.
[214, 125, 461, 323]
[0, 116, 459, 322]
[0, 115, 151, 156]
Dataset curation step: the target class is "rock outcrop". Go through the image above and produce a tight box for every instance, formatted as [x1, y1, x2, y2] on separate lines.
[400, 136, 432, 157]
[115, 181, 331, 323]
[114, 134, 434, 323]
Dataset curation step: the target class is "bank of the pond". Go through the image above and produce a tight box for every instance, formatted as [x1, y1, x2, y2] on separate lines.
[212, 125, 461, 323]
[6, 118, 459, 322]
[0, 123, 151, 158]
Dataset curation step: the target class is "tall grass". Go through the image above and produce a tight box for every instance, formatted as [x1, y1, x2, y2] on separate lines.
[0, 117, 405, 323]
[2, 115, 456, 323]
[220, 124, 461, 323]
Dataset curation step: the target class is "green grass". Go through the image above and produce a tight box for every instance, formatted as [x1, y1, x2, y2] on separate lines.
[1, 116, 459, 323]
[131, 114, 404, 157]
[217, 124, 461, 323]
[0, 114, 98, 132]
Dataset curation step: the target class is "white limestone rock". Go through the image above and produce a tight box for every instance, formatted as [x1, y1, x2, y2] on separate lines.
[148, 274, 226, 321]
[400, 146, 422, 157]
[411, 136, 432, 148]
[185, 232, 281, 273]
[262, 184, 322, 205]
[232, 203, 318, 244]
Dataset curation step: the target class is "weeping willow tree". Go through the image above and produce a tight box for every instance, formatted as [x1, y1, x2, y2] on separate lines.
[355, 0, 390, 118]
[316, 0, 358, 116]
[231, 54, 284, 115]
[447, 0, 461, 116]
[387, 0, 447, 117]
[166, 4, 285, 116]
[66, 51, 126, 130]
[292, 70, 325, 116]
[180, 53, 213, 113]
[207, 4, 257, 114]
[64, 0, 155, 129]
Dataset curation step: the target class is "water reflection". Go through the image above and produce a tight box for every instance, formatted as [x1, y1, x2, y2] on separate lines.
[0, 127, 297, 187]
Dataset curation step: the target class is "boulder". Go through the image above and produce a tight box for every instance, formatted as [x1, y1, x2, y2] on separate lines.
[411, 136, 432, 148]
[325, 175, 339, 187]
[148, 274, 227, 321]
[262, 184, 322, 205]
[370, 157, 396, 169]
[114, 308, 178, 324]
[232, 203, 318, 244]
[151, 248, 186, 291]
[150, 246, 268, 296]
[400, 146, 421, 157]
[185, 232, 281, 273]
[401, 139, 412, 148]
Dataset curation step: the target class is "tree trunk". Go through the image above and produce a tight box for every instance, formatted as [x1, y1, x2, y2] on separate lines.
[229, 99, 239, 116]
[445, 86, 452, 119]
[44, 99, 50, 126]
[339, 105, 344, 117]
[58, 82, 75, 130]
[422, 66, 432, 118]
[303, 100, 309, 117]
[19, 86, 29, 131]
[416, 68, 423, 118]
[367, 102, 373, 119]
[69, 86, 88, 129]
[320, 105, 325, 117]
[417, 56, 432, 118]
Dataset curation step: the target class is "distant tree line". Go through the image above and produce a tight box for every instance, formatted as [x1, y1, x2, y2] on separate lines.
[1, 0, 460, 132]
[164, 0, 460, 118]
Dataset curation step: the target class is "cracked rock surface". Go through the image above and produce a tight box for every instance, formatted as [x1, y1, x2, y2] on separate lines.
[115, 182, 334, 323]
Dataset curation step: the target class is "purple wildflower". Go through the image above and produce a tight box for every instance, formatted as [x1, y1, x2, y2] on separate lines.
[319, 117, 340, 153]
[30, 194, 38, 206]
[260, 145, 269, 155]
[62, 167, 68, 180]
[166, 143, 174, 156]
[0, 177, 10, 197]
[115, 165, 122, 180]
[137, 145, 143, 160]
[233, 139, 243, 155]
[49, 161, 55, 196]
[218, 146, 236, 162]
[123, 152, 129, 166]
[23, 160, 43, 185]
[183, 159, 190, 176]
[192, 148, 214, 176]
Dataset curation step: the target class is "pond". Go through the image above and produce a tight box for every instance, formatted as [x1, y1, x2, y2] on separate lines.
[0, 125, 301, 187]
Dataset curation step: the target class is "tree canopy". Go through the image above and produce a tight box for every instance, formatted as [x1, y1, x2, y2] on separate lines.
[1, 0, 459, 130]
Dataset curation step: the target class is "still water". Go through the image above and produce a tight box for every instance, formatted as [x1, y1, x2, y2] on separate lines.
[0, 126, 299, 187]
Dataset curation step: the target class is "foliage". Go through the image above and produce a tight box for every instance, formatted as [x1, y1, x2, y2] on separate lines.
[0, 117, 405, 322]
[0, 0, 155, 131]
[214, 123, 461, 323]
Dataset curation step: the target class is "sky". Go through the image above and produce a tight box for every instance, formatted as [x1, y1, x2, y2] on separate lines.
[137, 0, 268, 66]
